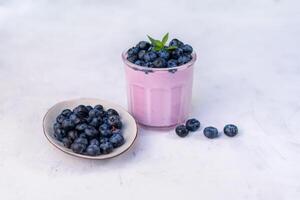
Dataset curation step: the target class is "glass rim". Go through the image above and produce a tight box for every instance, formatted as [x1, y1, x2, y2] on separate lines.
[122, 50, 197, 72]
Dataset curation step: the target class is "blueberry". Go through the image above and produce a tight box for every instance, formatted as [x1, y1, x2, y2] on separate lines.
[94, 104, 103, 111]
[100, 137, 109, 144]
[167, 59, 177, 68]
[171, 48, 183, 59]
[175, 125, 189, 137]
[107, 109, 119, 116]
[127, 54, 138, 63]
[74, 137, 89, 146]
[89, 109, 103, 118]
[157, 50, 170, 60]
[223, 124, 238, 137]
[61, 109, 72, 117]
[54, 128, 66, 141]
[71, 143, 86, 154]
[102, 117, 108, 124]
[153, 58, 167, 68]
[75, 123, 88, 132]
[79, 133, 87, 138]
[89, 138, 100, 146]
[99, 124, 112, 138]
[177, 55, 192, 65]
[61, 119, 75, 131]
[186, 119, 200, 132]
[86, 105, 93, 112]
[107, 115, 120, 127]
[145, 62, 154, 68]
[84, 126, 99, 139]
[136, 41, 150, 50]
[99, 141, 114, 154]
[109, 133, 125, 148]
[73, 105, 89, 118]
[203, 127, 219, 139]
[127, 47, 139, 56]
[56, 114, 65, 124]
[53, 122, 61, 131]
[86, 145, 101, 156]
[62, 137, 72, 148]
[138, 50, 146, 60]
[67, 130, 78, 141]
[89, 117, 102, 128]
[69, 113, 81, 125]
[134, 60, 145, 66]
[182, 44, 193, 54]
[169, 39, 184, 47]
[143, 52, 157, 62]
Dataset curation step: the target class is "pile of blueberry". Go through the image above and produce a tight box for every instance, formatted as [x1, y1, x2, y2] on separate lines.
[127, 33, 193, 68]
[175, 118, 238, 139]
[53, 105, 125, 156]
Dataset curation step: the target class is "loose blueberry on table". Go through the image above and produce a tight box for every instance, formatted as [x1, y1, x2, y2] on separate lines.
[203, 127, 219, 139]
[53, 105, 125, 156]
[223, 124, 238, 137]
[126, 33, 193, 70]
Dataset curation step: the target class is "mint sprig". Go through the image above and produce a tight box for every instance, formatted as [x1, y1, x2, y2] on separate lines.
[147, 33, 176, 51]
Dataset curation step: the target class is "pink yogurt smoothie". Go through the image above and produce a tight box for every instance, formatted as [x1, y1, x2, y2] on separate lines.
[122, 52, 196, 127]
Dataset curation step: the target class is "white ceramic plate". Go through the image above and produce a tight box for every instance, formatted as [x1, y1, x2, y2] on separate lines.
[43, 98, 138, 160]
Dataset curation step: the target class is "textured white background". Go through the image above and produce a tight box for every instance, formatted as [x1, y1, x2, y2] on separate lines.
[1, 0, 300, 199]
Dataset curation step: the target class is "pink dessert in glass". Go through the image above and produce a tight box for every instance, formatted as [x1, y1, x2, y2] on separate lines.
[122, 34, 197, 127]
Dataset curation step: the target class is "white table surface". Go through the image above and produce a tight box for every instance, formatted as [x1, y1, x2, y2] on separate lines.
[1, 0, 300, 199]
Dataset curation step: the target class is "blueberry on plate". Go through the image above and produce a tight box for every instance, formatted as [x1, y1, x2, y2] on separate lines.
[112, 128, 122, 135]
[74, 137, 89, 146]
[100, 137, 109, 144]
[107, 109, 119, 116]
[143, 52, 157, 62]
[109, 133, 125, 148]
[107, 115, 120, 126]
[223, 124, 238, 137]
[71, 142, 86, 154]
[153, 58, 167, 68]
[136, 41, 150, 50]
[75, 123, 88, 132]
[84, 126, 99, 139]
[203, 127, 219, 139]
[181, 44, 193, 54]
[175, 125, 189, 137]
[73, 105, 89, 118]
[169, 39, 184, 47]
[86, 144, 101, 156]
[79, 133, 87, 138]
[94, 104, 104, 111]
[89, 138, 100, 146]
[86, 105, 93, 112]
[89, 117, 102, 128]
[62, 137, 72, 148]
[67, 130, 78, 141]
[100, 141, 114, 154]
[186, 118, 200, 132]
[53, 122, 61, 131]
[61, 119, 75, 131]
[61, 109, 72, 117]
[54, 128, 66, 141]
[69, 113, 81, 125]
[99, 123, 112, 137]
[56, 114, 65, 124]
[167, 59, 177, 68]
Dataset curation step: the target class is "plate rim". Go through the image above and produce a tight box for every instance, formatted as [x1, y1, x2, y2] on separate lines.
[42, 98, 138, 160]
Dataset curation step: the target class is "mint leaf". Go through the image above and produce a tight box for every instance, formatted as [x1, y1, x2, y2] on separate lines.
[162, 33, 169, 46]
[166, 46, 177, 51]
[147, 35, 157, 46]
